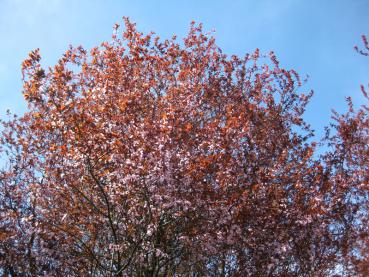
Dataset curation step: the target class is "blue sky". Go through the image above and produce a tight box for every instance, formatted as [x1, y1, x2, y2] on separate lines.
[0, 0, 368, 139]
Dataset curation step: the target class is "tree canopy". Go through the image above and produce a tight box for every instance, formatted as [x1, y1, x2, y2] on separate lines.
[0, 19, 368, 276]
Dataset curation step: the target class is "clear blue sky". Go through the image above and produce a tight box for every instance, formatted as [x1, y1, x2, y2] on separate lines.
[0, 0, 368, 139]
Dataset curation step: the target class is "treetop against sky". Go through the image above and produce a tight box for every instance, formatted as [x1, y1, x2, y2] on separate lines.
[0, 0, 368, 139]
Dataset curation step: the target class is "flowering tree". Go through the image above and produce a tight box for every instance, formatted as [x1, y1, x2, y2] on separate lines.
[0, 19, 367, 276]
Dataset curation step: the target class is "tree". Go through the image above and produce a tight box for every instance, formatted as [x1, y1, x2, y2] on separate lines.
[0, 19, 367, 276]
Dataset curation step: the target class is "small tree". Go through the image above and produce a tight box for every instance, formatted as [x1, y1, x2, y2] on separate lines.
[0, 19, 367, 276]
